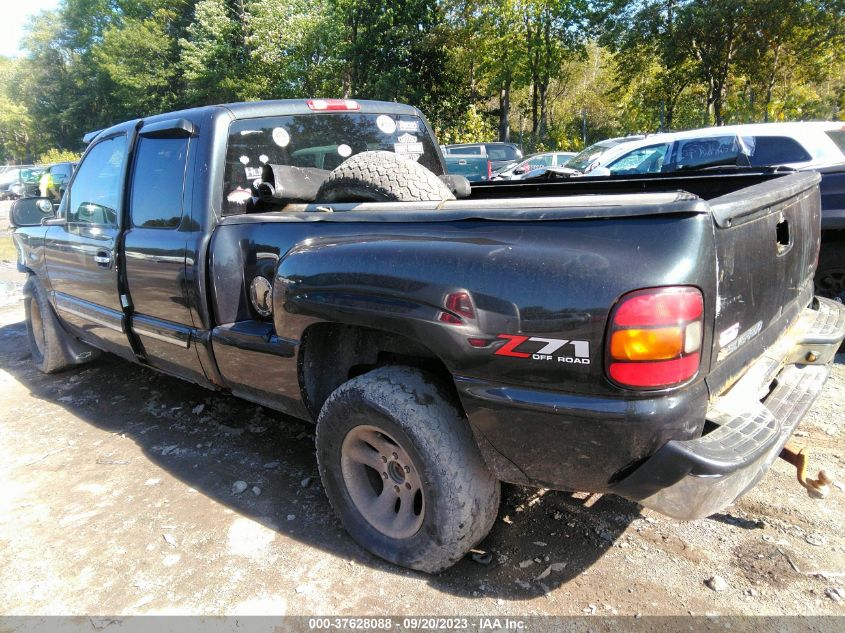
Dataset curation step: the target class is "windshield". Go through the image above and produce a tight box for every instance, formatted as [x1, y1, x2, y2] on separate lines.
[564, 141, 619, 171]
[224, 113, 442, 214]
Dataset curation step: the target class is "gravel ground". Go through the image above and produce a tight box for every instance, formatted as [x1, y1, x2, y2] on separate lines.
[0, 285, 843, 617]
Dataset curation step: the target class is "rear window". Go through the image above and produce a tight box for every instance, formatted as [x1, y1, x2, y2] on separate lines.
[746, 136, 812, 166]
[485, 144, 519, 161]
[825, 130, 845, 156]
[449, 145, 482, 155]
[224, 113, 442, 214]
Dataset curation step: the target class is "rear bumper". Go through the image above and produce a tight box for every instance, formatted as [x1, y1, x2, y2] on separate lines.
[610, 297, 845, 519]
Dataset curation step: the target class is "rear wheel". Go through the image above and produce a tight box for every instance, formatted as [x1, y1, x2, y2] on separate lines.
[315, 366, 499, 573]
[816, 234, 845, 302]
[816, 267, 845, 302]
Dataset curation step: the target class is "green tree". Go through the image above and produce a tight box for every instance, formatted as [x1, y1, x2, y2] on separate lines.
[39, 147, 82, 163]
[180, 0, 248, 104]
[94, 7, 186, 118]
[521, 0, 587, 141]
[244, 0, 343, 99]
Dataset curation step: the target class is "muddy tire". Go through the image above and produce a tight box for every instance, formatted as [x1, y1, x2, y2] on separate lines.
[24, 276, 97, 373]
[315, 151, 456, 203]
[315, 366, 499, 573]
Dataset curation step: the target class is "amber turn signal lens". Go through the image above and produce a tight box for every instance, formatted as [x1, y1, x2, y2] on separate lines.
[610, 327, 683, 361]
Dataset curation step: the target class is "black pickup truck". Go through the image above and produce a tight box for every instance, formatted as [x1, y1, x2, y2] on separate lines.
[10, 99, 845, 573]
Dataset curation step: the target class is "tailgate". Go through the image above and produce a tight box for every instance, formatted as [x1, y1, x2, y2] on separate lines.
[705, 172, 822, 397]
[444, 156, 489, 181]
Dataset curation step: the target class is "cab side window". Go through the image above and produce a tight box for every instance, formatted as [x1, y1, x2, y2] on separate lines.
[130, 136, 189, 229]
[748, 136, 812, 166]
[66, 136, 127, 226]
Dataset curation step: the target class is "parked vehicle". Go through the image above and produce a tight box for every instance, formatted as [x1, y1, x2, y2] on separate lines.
[444, 154, 491, 181]
[39, 161, 77, 202]
[539, 123, 845, 301]
[583, 123, 845, 176]
[0, 166, 45, 200]
[11, 99, 845, 574]
[443, 142, 523, 171]
[551, 136, 646, 176]
[493, 151, 576, 180]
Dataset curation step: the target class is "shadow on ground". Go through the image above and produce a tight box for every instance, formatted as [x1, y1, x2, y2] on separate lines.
[0, 317, 644, 600]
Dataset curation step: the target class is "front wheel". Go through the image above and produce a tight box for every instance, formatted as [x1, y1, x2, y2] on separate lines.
[24, 276, 97, 373]
[315, 366, 500, 573]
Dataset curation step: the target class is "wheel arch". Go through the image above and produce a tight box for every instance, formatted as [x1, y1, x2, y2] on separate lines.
[297, 321, 463, 421]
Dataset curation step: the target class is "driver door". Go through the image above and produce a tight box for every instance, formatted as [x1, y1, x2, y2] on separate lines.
[44, 134, 135, 361]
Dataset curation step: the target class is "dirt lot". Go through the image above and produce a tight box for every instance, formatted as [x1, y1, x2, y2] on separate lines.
[1, 216, 844, 616]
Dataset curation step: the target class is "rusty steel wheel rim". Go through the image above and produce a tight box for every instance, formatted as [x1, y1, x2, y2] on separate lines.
[30, 298, 45, 355]
[340, 425, 424, 539]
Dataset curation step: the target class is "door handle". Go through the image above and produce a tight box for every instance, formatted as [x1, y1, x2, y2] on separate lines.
[94, 250, 112, 267]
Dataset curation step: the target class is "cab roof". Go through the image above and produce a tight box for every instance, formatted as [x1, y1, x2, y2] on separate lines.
[83, 99, 422, 144]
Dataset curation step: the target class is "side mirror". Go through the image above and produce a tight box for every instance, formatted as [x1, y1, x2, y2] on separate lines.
[10, 197, 55, 227]
[587, 166, 611, 177]
[514, 166, 528, 174]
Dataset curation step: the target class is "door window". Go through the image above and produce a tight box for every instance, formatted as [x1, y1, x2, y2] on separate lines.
[527, 154, 554, 169]
[52, 164, 72, 180]
[130, 136, 189, 228]
[66, 136, 127, 226]
[672, 135, 744, 170]
[608, 144, 670, 174]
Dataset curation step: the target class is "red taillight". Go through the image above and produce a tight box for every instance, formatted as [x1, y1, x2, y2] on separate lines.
[606, 286, 703, 389]
[487, 160, 492, 180]
[306, 99, 360, 111]
[438, 291, 476, 324]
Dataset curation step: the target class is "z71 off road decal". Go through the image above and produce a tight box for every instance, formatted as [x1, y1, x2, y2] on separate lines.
[494, 335, 590, 365]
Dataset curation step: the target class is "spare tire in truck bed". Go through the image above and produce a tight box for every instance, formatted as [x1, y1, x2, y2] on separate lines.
[316, 150, 455, 203]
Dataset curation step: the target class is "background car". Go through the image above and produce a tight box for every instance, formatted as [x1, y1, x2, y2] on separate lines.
[494, 151, 576, 180]
[443, 142, 523, 171]
[553, 136, 646, 176]
[443, 154, 491, 181]
[535, 122, 845, 301]
[587, 122, 845, 177]
[0, 166, 45, 200]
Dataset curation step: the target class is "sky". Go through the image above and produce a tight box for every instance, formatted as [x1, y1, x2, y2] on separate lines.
[0, 0, 61, 58]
